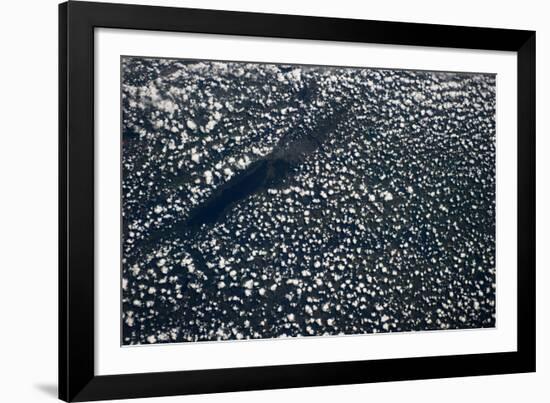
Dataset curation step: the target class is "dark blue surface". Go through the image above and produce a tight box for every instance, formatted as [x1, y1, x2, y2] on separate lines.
[121, 57, 496, 345]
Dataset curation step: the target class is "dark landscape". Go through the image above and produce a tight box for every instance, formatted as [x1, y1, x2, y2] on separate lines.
[121, 57, 496, 345]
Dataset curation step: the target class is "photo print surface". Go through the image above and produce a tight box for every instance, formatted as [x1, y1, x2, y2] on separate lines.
[121, 56, 496, 345]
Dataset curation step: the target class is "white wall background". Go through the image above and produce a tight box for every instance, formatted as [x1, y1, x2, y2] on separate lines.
[0, 0, 547, 402]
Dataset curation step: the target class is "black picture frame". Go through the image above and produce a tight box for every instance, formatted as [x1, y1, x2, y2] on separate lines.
[59, 1, 536, 401]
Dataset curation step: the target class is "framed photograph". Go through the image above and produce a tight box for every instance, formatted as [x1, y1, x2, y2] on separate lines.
[59, 1, 536, 401]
